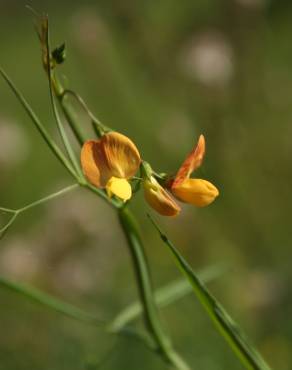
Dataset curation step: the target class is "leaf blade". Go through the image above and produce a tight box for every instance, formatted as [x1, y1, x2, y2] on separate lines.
[110, 263, 226, 332]
[148, 214, 272, 370]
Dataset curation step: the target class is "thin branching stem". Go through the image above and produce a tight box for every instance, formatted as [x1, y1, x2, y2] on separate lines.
[0, 213, 19, 238]
[61, 89, 111, 137]
[0, 184, 79, 239]
[1, 184, 79, 215]
[18, 184, 80, 212]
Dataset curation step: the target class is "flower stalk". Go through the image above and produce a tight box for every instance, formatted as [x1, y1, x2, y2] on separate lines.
[118, 207, 190, 370]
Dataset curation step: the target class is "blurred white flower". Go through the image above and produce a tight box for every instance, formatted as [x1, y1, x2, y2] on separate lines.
[0, 117, 29, 167]
[181, 32, 234, 87]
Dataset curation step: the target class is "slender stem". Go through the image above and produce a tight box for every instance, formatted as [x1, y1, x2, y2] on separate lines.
[83, 183, 122, 209]
[44, 20, 83, 179]
[61, 89, 111, 137]
[0, 207, 15, 214]
[58, 93, 86, 145]
[0, 184, 79, 239]
[118, 207, 190, 370]
[18, 184, 79, 213]
[0, 213, 18, 238]
[0, 67, 78, 180]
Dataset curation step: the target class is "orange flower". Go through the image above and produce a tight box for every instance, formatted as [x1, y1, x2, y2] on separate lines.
[143, 176, 181, 217]
[169, 135, 219, 207]
[81, 132, 141, 201]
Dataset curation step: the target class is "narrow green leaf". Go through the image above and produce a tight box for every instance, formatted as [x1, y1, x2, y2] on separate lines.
[148, 215, 272, 370]
[110, 264, 226, 332]
[0, 275, 155, 350]
[0, 275, 103, 325]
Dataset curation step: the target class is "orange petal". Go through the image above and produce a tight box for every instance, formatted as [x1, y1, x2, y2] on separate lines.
[81, 132, 141, 188]
[172, 178, 219, 207]
[101, 132, 141, 180]
[172, 134, 205, 188]
[80, 140, 102, 187]
[143, 177, 180, 217]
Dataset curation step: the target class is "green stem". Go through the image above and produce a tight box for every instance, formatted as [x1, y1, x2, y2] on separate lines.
[0, 184, 79, 239]
[82, 183, 122, 209]
[0, 67, 77, 180]
[18, 184, 79, 213]
[118, 207, 190, 370]
[62, 89, 111, 136]
[58, 93, 86, 145]
[0, 213, 18, 239]
[45, 20, 83, 179]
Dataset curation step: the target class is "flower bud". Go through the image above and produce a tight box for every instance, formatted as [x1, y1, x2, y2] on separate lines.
[171, 178, 219, 207]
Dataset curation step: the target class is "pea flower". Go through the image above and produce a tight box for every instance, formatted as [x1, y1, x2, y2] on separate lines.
[81, 132, 141, 201]
[168, 134, 219, 207]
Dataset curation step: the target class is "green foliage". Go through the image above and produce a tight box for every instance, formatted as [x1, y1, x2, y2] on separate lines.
[149, 215, 272, 370]
[0, 1, 290, 369]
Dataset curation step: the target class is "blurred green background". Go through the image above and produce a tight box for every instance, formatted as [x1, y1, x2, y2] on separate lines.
[1, 0, 292, 369]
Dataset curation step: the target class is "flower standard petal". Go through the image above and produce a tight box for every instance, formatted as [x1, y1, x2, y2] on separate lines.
[143, 177, 181, 217]
[172, 178, 219, 207]
[101, 132, 141, 179]
[172, 134, 205, 188]
[81, 132, 141, 195]
[81, 139, 115, 187]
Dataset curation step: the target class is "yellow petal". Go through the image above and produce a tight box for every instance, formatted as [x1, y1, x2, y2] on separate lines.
[143, 177, 180, 217]
[172, 134, 205, 187]
[172, 178, 219, 207]
[101, 132, 141, 179]
[106, 176, 132, 201]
